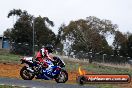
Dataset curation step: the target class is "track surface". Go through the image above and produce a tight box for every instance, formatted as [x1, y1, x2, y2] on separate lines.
[0, 77, 96, 88]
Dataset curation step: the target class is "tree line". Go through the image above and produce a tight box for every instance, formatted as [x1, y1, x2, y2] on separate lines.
[4, 9, 59, 55]
[4, 9, 132, 61]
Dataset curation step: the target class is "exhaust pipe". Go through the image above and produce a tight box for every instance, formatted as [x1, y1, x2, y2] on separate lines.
[26, 67, 34, 73]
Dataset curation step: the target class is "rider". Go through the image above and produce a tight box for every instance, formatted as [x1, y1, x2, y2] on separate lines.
[35, 44, 54, 68]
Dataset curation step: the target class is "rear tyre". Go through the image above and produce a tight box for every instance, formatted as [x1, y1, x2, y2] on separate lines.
[55, 69, 68, 83]
[20, 66, 35, 80]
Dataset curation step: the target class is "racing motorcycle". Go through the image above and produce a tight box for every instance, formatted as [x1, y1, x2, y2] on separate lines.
[20, 56, 68, 83]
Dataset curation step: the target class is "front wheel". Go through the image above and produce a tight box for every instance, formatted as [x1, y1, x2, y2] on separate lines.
[20, 66, 35, 80]
[55, 69, 68, 83]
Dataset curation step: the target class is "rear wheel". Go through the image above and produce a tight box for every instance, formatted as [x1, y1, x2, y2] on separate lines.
[20, 66, 35, 80]
[55, 69, 68, 83]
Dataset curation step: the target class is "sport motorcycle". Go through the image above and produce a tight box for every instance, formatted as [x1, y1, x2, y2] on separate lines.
[20, 56, 68, 83]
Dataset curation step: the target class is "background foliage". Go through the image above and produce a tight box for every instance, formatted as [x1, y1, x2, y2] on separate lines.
[4, 9, 132, 63]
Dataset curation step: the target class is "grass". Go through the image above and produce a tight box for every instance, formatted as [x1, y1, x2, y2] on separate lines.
[0, 53, 21, 63]
[63, 58, 132, 76]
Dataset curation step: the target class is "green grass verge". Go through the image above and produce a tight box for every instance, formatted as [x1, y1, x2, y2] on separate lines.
[0, 53, 21, 63]
[64, 59, 132, 76]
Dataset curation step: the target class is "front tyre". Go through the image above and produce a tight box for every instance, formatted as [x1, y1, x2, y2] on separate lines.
[55, 69, 68, 83]
[20, 66, 35, 80]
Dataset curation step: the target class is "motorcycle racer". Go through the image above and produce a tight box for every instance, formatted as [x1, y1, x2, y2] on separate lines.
[35, 44, 54, 68]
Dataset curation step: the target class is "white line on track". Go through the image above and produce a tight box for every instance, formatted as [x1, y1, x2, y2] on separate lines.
[0, 84, 29, 88]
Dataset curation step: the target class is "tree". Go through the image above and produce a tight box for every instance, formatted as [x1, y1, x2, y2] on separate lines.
[34, 16, 56, 48]
[7, 9, 22, 18]
[3, 28, 11, 38]
[4, 9, 56, 55]
[60, 16, 116, 54]
[7, 9, 22, 25]
[113, 31, 128, 56]
[127, 34, 132, 57]
[86, 16, 117, 37]
[55, 24, 66, 54]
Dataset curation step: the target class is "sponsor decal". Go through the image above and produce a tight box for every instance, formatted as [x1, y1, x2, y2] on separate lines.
[77, 66, 131, 84]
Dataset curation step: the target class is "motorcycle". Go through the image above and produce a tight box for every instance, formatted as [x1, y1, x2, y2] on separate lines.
[20, 56, 68, 83]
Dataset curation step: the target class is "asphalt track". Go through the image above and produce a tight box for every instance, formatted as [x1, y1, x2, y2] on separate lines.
[0, 77, 96, 88]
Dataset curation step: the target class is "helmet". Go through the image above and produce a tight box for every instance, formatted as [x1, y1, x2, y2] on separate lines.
[45, 44, 54, 53]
